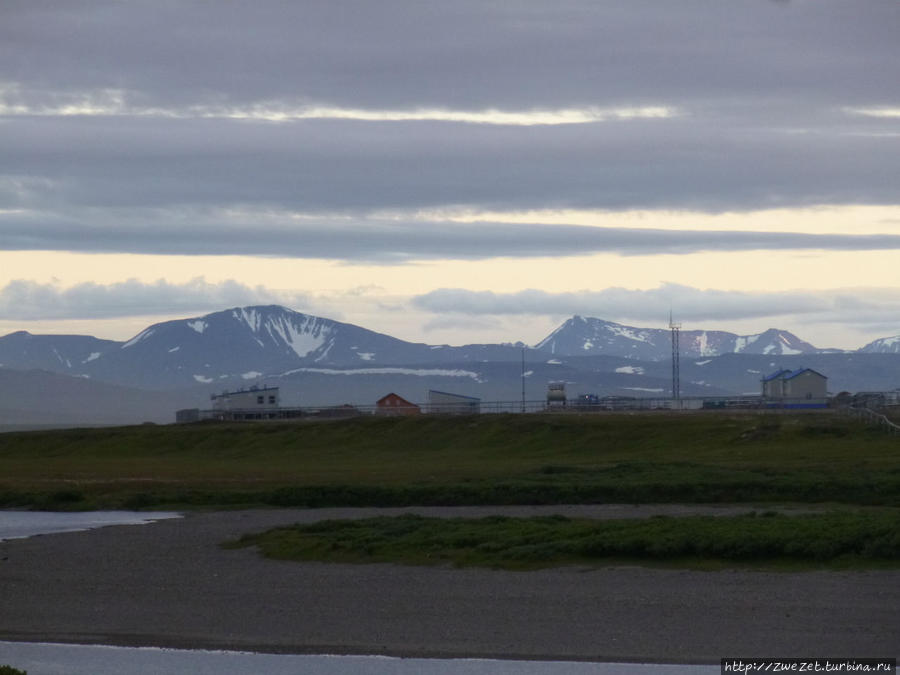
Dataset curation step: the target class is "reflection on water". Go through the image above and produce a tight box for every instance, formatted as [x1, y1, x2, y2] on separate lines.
[0, 511, 181, 541]
[0, 643, 717, 675]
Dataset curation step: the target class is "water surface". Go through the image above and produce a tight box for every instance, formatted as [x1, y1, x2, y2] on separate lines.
[0, 642, 717, 675]
[0, 511, 181, 541]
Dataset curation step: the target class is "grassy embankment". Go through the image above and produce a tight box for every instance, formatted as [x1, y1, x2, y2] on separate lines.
[3, 412, 898, 569]
[0, 412, 897, 510]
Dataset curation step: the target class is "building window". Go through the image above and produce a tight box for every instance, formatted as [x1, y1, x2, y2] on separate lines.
[257, 395, 264, 404]
[268, 395, 276, 404]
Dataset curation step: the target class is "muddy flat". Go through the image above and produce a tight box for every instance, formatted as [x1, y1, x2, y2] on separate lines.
[1, 506, 897, 663]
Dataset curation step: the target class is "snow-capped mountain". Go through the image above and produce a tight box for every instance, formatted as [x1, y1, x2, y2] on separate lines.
[859, 335, 900, 354]
[0, 306, 528, 389]
[534, 316, 820, 361]
[0, 331, 119, 372]
[1, 306, 898, 404]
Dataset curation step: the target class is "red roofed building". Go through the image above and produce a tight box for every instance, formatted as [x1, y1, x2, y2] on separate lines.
[375, 392, 421, 416]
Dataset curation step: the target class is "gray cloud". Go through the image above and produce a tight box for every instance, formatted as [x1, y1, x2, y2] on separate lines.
[0, 0, 897, 230]
[0, 277, 308, 320]
[0, 112, 897, 217]
[2, 1, 897, 110]
[412, 284, 900, 326]
[4, 212, 900, 262]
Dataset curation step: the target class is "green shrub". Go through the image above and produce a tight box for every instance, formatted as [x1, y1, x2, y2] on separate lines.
[230, 511, 900, 570]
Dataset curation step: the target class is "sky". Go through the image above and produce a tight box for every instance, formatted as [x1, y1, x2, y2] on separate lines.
[1, 0, 899, 350]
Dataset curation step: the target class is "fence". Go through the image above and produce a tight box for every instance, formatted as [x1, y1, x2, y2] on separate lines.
[182, 395, 761, 422]
[179, 394, 900, 428]
[840, 405, 900, 435]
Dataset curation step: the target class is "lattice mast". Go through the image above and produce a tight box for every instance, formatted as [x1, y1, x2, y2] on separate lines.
[669, 311, 681, 403]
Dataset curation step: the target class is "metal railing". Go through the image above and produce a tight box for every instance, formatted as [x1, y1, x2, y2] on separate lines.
[841, 405, 900, 435]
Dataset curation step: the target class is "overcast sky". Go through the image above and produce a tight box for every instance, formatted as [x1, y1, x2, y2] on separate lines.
[1, 0, 899, 349]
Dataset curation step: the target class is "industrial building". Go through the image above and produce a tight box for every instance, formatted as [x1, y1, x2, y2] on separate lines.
[761, 368, 828, 408]
[426, 389, 481, 414]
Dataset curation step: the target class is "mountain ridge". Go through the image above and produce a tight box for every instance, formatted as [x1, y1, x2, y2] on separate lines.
[535, 315, 825, 361]
[0, 305, 898, 395]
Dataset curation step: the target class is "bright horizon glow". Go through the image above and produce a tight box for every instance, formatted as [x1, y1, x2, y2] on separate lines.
[845, 106, 900, 118]
[392, 204, 900, 236]
[0, 84, 676, 126]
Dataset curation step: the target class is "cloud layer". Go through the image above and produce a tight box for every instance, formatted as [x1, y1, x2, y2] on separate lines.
[412, 284, 900, 328]
[4, 215, 900, 262]
[1, 1, 898, 349]
[0, 278, 303, 320]
[1, 1, 898, 263]
[6, 278, 900, 342]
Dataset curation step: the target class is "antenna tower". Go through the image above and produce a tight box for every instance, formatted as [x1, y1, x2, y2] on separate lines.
[669, 312, 681, 405]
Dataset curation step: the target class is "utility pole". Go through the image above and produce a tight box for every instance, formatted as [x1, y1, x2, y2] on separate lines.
[521, 346, 526, 413]
[669, 311, 681, 407]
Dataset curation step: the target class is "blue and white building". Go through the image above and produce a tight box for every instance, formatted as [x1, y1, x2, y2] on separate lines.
[761, 368, 828, 408]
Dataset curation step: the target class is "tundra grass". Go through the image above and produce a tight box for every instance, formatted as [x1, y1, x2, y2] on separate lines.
[226, 510, 900, 571]
[0, 413, 898, 509]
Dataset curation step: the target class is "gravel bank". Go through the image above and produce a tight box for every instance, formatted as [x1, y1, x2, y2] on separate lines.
[1, 505, 897, 663]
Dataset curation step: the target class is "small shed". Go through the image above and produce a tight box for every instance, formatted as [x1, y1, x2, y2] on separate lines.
[761, 368, 827, 407]
[375, 392, 421, 416]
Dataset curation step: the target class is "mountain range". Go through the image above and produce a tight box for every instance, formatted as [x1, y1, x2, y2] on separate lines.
[1, 305, 899, 426]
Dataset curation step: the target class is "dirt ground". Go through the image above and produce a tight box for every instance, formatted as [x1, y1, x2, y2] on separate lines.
[1, 505, 897, 663]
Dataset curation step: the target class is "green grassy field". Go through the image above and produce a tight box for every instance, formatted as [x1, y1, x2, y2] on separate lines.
[226, 510, 900, 570]
[1, 411, 898, 510]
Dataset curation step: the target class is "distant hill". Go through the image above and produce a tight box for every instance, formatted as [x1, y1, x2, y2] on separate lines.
[0, 306, 898, 424]
[0, 306, 528, 389]
[859, 335, 900, 354]
[0, 368, 202, 426]
[534, 315, 821, 361]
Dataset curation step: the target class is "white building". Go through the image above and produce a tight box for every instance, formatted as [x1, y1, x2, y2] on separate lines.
[211, 386, 280, 412]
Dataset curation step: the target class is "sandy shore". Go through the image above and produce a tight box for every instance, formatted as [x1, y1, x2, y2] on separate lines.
[0, 505, 898, 663]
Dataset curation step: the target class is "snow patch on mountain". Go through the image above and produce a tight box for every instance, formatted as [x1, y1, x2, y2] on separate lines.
[616, 365, 645, 374]
[609, 325, 653, 343]
[734, 334, 761, 352]
[122, 328, 155, 349]
[52, 348, 70, 368]
[187, 320, 207, 334]
[282, 366, 482, 381]
[859, 335, 900, 354]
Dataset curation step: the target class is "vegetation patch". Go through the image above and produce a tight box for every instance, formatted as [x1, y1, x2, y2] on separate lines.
[227, 511, 900, 571]
[1, 413, 898, 509]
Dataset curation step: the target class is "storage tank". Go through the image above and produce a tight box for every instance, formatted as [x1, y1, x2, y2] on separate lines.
[547, 382, 567, 407]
